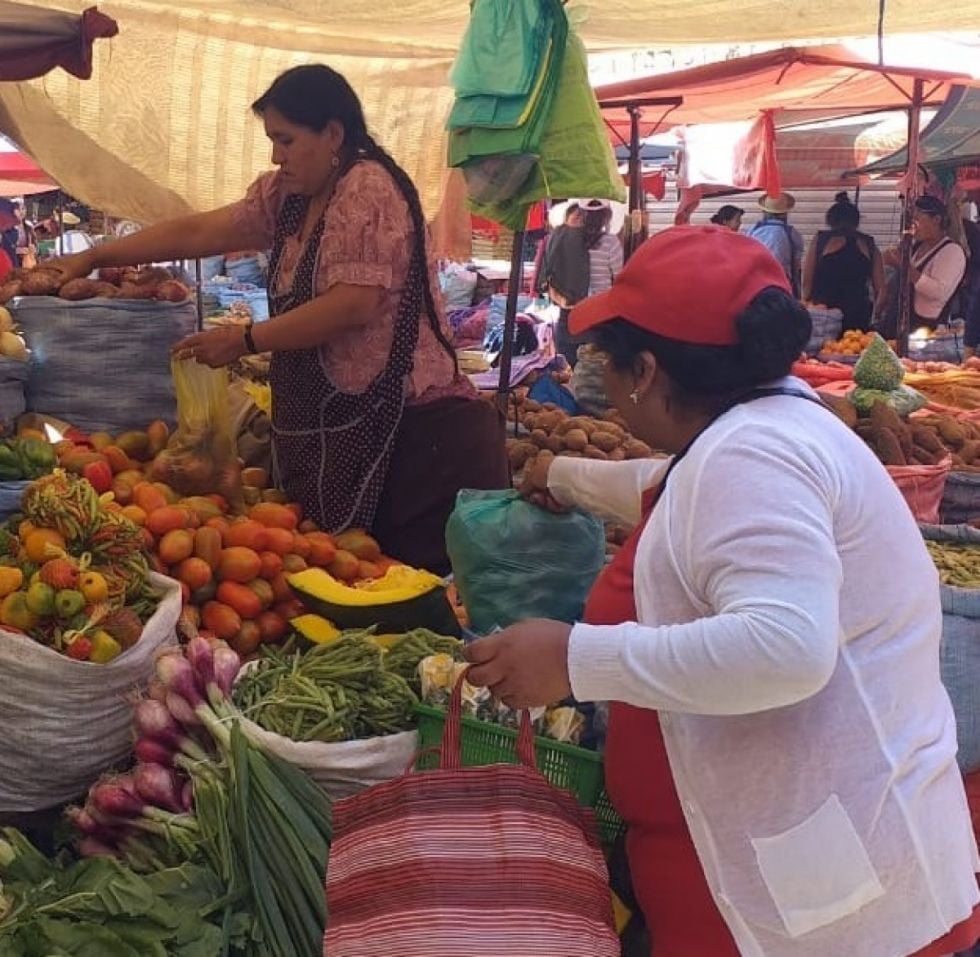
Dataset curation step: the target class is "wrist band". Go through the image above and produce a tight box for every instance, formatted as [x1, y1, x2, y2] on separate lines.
[243, 322, 258, 354]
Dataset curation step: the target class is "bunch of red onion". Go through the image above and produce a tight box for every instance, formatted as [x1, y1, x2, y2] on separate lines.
[69, 636, 242, 869]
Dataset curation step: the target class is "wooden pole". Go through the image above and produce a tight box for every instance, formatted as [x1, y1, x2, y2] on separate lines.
[626, 104, 644, 260]
[897, 78, 924, 358]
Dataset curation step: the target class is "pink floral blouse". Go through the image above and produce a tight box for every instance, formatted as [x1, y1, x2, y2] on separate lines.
[230, 162, 468, 401]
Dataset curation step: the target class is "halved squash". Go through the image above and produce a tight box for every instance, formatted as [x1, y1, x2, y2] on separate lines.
[291, 613, 342, 646]
[288, 566, 461, 636]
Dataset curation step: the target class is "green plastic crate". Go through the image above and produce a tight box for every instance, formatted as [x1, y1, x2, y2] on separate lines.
[415, 703, 625, 848]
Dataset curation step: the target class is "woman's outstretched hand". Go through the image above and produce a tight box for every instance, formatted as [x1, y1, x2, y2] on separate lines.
[39, 249, 98, 283]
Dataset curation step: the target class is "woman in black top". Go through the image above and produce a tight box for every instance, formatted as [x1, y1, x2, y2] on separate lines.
[802, 193, 885, 332]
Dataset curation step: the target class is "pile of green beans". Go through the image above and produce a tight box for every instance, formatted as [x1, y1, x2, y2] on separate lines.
[234, 633, 423, 742]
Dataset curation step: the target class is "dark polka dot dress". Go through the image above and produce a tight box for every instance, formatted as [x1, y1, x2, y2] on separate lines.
[267, 186, 423, 534]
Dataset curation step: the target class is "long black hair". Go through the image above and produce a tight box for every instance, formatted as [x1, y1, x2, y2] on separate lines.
[582, 207, 612, 250]
[590, 288, 811, 413]
[252, 65, 457, 369]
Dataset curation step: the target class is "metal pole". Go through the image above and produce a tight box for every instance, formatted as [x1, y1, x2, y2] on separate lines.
[195, 258, 204, 332]
[495, 229, 526, 416]
[57, 194, 64, 257]
[627, 104, 644, 260]
[897, 78, 924, 358]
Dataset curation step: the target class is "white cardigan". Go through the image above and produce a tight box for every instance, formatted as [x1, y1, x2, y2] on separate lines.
[550, 380, 979, 957]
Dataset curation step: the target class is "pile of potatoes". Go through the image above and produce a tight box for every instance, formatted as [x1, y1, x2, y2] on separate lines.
[506, 398, 655, 473]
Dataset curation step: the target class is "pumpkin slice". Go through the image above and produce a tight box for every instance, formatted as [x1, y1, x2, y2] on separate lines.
[288, 567, 461, 636]
[291, 614, 342, 646]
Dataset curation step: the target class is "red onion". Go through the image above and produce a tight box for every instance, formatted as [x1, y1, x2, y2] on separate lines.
[65, 805, 101, 836]
[134, 762, 184, 814]
[186, 636, 215, 695]
[181, 779, 194, 813]
[133, 699, 184, 749]
[156, 652, 206, 708]
[211, 644, 242, 700]
[166, 691, 201, 728]
[147, 678, 168, 703]
[90, 779, 145, 818]
[134, 737, 175, 767]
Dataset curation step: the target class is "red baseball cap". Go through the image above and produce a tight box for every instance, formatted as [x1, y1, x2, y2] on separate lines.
[569, 225, 792, 346]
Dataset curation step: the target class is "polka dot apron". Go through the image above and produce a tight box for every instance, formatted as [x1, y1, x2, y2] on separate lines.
[267, 188, 423, 533]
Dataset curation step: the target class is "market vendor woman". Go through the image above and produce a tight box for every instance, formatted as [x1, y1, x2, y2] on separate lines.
[51, 65, 508, 573]
[466, 227, 980, 956]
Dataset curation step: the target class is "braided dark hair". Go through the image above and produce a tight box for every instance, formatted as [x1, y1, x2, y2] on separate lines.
[253, 65, 458, 372]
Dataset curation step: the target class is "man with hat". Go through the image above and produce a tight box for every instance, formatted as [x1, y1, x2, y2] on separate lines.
[747, 192, 804, 297]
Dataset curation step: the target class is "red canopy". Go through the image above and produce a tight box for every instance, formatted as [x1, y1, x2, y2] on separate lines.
[0, 147, 57, 196]
[597, 45, 974, 143]
[0, 2, 118, 82]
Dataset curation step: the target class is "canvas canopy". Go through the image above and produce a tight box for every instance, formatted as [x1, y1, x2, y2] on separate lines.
[597, 45, 973, 142]
[857, 87, 980, 175]
[2, 4, 979, 240]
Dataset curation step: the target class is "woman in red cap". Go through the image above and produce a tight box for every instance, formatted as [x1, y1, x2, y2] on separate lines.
[465, 225, 980, 957]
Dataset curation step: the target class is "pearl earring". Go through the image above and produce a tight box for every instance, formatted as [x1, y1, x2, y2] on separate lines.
[629, 390, 640, 405]
[330, 155, 340, 168]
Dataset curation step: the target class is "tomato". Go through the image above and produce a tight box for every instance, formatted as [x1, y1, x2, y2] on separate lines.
[193, 526, 223, 571]
[158, 529, 195, 565]
[218, 547, 262, 583]
[257, 611, 289, 644]
[176, 557, 213, 591]
[258, 551, 284, 580]
[202, 601, 242, 641]
[216, 581, 263, 619]
[223, 520, 269, 553]
[248, 503, 298, 531]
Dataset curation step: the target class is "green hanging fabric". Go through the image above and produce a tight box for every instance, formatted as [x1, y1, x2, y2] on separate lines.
[468, 31, 626, 229]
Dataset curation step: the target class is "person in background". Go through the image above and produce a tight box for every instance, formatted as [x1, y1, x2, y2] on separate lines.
[802, 192, 885, 332]
[580, 198, 624, 296]
[464, 226, 980, 957]
[538, 200, 589, 366]
[709, 204, 744, 232]
[10, 201, 36, 269]
[746, 192, 804, 297]
[963, 204, 980, 358]
[883, 194, 967, 328]
[0, 199, 17, 267]
[48, 64, 508, 574]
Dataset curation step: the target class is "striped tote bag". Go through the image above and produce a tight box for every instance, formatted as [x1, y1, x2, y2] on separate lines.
[324, 676, 619, 956]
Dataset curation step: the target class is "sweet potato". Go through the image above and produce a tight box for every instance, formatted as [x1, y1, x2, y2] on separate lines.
[59, 278, 98, 301]
[529, 429, 549, 449]
[624, 439, 653, 459]
[583, 445, 609, 460]
[20, 269, 61, 296]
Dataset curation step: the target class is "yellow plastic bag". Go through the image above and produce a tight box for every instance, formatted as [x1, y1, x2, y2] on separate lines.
[152, 359, 241, 507]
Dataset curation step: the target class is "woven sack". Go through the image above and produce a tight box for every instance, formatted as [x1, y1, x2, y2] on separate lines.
[324, 676, 620, 957]
[886, 457, 952, 524]
[941, 471, 980, 525]
[0, 356, 28, 429]
[10, 296, 196, 433]
[0, 574, 180, 814]
[920, 524, 980, 773]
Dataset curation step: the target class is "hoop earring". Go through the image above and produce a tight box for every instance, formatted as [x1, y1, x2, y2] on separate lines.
[330, 155, 340, 169]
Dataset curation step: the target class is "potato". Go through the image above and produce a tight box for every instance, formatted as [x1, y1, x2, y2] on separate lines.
[624, 439, 654, 459]
[560, 450, 584, 458]
[562, 428, 589, 452]
[593, 421, 626, 442]
[590, 431, 620, 453]
[507, 440, 537, 471]
[544, 434, 563, 454]
[527, 429, 547, 448]
[523, 399, 542, 413]
[608, 447, 626, 461]
[59, 278, 98, 301]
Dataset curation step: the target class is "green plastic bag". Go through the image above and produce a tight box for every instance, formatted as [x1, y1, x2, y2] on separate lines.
[445, 489, 606, 633]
